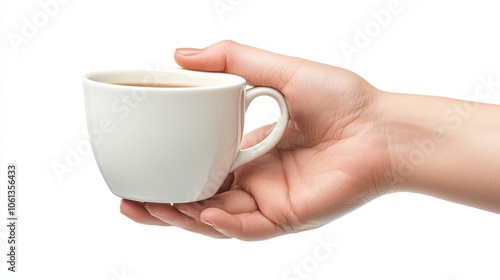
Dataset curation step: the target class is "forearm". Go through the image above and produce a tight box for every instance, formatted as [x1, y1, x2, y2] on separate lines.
[379, 91, 500, 213]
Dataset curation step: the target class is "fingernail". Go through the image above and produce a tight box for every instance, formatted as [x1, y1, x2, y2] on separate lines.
[144, 205, 157, 216]
[176, 48, 202, 56]
[177, 208, 195, 218]
[201, 219, 214, 227]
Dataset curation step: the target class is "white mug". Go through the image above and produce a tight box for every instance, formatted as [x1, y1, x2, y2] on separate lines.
[82, 69, 289, 203]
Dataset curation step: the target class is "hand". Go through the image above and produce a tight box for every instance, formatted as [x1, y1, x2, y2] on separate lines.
[120, 40, 393, 240]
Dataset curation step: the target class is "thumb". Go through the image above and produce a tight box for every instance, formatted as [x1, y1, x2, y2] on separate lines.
[174, 40, 303, 91]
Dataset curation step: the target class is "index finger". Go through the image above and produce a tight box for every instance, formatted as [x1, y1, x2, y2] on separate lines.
[174, 40, 303, 90]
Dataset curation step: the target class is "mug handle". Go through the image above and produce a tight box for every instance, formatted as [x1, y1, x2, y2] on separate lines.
[231, 87, 289, 171]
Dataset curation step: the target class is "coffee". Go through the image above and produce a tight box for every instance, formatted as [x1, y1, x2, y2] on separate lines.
[112, 82, 196, 88]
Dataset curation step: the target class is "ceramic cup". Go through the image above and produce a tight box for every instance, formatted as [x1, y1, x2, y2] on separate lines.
[83, 69, 289, 203]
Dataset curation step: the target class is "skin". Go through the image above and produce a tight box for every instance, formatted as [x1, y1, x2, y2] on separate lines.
[120, 40, 500, 241]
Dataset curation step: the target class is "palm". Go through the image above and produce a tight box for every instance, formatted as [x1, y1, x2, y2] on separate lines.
[221, 113, 388, 239]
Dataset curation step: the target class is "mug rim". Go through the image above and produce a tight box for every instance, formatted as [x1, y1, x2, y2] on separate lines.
[82, 68, 246, 91]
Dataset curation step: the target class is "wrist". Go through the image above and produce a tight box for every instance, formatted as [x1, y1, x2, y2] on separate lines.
[376, 90, 500, 212]
[375, 91, 448, 191]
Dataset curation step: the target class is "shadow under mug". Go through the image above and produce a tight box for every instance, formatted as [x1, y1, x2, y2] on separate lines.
[82, 69, 289, 203]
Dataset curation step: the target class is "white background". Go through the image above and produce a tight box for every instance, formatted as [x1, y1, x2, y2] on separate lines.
[1, 0, 500, 279]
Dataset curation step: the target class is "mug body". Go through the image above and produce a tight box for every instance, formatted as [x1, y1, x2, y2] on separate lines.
[83, 69, 246, 202]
